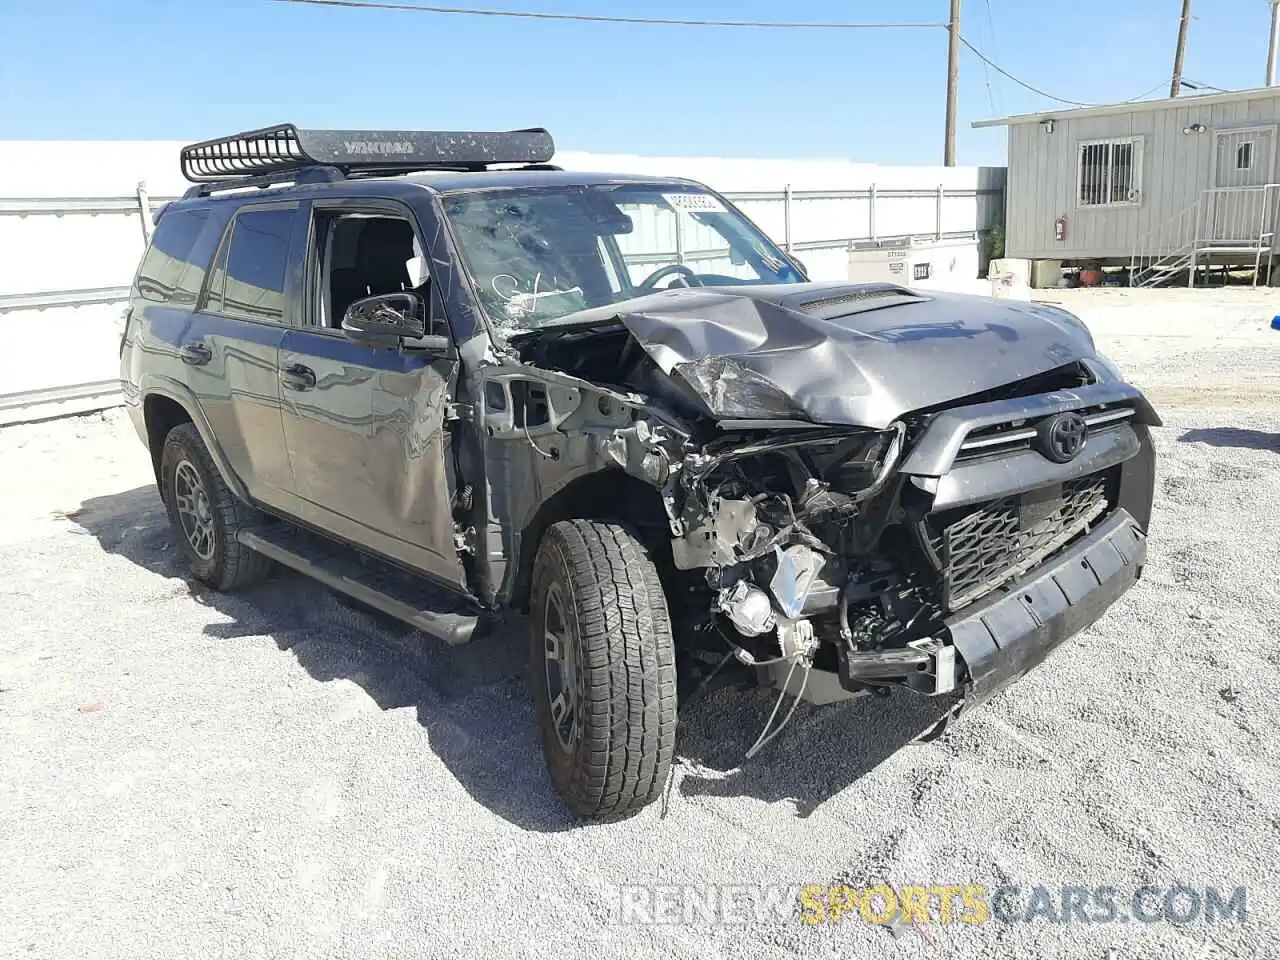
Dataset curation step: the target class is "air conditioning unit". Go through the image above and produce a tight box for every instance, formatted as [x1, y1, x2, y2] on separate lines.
[848, 234, 980, 290]
[847, 238, 910, 284]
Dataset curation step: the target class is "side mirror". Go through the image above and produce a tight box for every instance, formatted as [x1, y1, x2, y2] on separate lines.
[342, 292, 427, 347]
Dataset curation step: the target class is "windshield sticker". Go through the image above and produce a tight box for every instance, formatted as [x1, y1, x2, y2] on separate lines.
[662, 193, 727, 216]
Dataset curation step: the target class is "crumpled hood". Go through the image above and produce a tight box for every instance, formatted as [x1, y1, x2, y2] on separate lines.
[582, 282, 1099, 428]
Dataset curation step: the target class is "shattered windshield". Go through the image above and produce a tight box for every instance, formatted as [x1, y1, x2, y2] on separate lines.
[440, 184, 803, 336]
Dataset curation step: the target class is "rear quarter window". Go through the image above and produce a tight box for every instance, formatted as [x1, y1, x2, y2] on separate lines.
[208, 207, 295, 323]
[133, 209, 213, 305]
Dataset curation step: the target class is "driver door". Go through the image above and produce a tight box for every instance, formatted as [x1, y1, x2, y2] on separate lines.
[277, 199, 467, 590]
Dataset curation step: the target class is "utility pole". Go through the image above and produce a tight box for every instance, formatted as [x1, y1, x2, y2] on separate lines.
[1268, 0, 1280, 86]
[1170, 0, 1192, 98]
[944, 0, 960, 166]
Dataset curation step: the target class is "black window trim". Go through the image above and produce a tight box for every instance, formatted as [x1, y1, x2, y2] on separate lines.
[132, 206, 213, 306]
[198, 199, 301, 328]
[301, 197, 448, 342]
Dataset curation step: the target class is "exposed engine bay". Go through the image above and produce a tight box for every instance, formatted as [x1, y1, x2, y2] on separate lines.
[514, 326, 942, 691]
[486, 282, 1159, 752]
[667, 420, 944, 690]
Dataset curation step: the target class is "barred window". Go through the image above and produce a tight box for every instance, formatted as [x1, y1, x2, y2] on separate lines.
[1077, 137, 1144, 206]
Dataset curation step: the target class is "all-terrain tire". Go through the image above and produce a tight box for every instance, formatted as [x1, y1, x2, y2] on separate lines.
[159, 423, 272, 591]
[529, 520, 677, 819]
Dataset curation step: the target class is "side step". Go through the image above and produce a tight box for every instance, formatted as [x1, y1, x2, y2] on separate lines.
[238, 526, 483, 645]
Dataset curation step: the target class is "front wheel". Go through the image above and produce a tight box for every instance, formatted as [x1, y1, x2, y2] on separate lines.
[529, 520, 677, 819]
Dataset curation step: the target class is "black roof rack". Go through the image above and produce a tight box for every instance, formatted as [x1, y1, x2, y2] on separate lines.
[179, 123, 556, 184]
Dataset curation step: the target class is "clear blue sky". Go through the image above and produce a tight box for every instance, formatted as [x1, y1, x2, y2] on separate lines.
[0, 0, 1273, 165]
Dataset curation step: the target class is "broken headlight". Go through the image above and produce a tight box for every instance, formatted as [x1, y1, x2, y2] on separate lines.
[673, 357, 806, 420]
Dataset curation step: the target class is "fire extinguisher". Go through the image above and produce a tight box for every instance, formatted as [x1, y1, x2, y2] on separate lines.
[1054, 215, 1068, 242]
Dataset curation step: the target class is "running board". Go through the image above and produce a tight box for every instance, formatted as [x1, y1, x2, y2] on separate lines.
[238, 527, 482, 645]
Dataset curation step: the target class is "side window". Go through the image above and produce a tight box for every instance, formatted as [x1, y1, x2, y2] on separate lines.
[134, 209, 211, 305]
[316, 212, 430, 330]
[208, 207, 295, 322]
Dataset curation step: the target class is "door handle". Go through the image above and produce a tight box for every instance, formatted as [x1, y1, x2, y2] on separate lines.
[280, 363, 317, 392]
[179, 341, 212, 366]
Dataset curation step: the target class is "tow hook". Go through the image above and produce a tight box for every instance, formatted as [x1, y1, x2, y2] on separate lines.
[908, 637, 958, 694]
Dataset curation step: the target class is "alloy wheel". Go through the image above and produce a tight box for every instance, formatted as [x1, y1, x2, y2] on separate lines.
[173, 459, 216, 561]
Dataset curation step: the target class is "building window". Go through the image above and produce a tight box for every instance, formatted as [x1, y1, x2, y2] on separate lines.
[1237, 141, 1254, 170]
[1077, 137, 1143, 207]
[913, 262, 931, 281]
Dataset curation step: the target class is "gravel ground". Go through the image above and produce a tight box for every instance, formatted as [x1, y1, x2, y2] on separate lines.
[2, 288, 1279, 959]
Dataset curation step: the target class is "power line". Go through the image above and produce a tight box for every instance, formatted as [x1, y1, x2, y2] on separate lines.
[266, 0, 947, 29]
[979, 0, 1000, 113]
[960, 36, 1167, 108]
[959, 37, 1099, 106]
[1180, 77, 1228, 92]
[267, 0, 1173, 114]
[1125, 79, 1177, 102]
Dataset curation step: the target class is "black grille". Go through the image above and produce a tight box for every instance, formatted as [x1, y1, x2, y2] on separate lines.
[928, 473, 1113, 611]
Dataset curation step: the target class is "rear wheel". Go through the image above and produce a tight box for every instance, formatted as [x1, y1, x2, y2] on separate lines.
[529, 520, 677, 819]
[159, 423, 272, 591]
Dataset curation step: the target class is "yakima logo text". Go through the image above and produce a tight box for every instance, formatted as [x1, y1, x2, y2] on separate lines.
[343, 141, 414, 155]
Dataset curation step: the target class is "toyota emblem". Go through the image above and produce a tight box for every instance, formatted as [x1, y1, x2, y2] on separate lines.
[1036, 412, 1088, 463]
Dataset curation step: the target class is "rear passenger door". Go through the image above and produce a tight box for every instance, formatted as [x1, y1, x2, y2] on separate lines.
[193, 202, 303, 510]
[277, 199, 467, 591]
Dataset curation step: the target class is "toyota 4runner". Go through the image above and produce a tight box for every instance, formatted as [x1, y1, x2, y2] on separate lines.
[121, 124, 1158, 819]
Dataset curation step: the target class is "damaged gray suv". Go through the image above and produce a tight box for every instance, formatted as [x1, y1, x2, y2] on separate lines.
[121, 125, 1158, 819]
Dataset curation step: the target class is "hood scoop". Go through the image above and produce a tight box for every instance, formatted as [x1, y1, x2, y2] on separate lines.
[794, 283, 927, 316]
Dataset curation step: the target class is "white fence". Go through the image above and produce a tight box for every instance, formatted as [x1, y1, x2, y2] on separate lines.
[0, 142, 1005, 424]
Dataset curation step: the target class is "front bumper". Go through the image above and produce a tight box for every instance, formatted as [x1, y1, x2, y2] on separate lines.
[946, 506, 1146, 707]
[764, 507, 1147, 706]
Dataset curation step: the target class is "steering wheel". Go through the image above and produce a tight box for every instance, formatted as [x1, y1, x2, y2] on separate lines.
[637, 263, 702, 290]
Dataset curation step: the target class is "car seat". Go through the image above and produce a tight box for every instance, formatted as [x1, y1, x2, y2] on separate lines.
[330, 218, 415, 324]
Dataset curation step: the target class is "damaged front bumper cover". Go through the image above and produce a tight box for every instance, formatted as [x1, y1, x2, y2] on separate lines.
[947, 506, 1146, 708]
[765, 507, 1147, 708]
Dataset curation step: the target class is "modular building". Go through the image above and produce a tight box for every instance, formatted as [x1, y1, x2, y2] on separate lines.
[974, 86, 1280, 286]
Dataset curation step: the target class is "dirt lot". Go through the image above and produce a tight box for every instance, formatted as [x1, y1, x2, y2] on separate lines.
[2, 288, 1279, 959]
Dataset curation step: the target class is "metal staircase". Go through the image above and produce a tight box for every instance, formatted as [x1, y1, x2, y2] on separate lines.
[1129, 184, 1280, 288]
